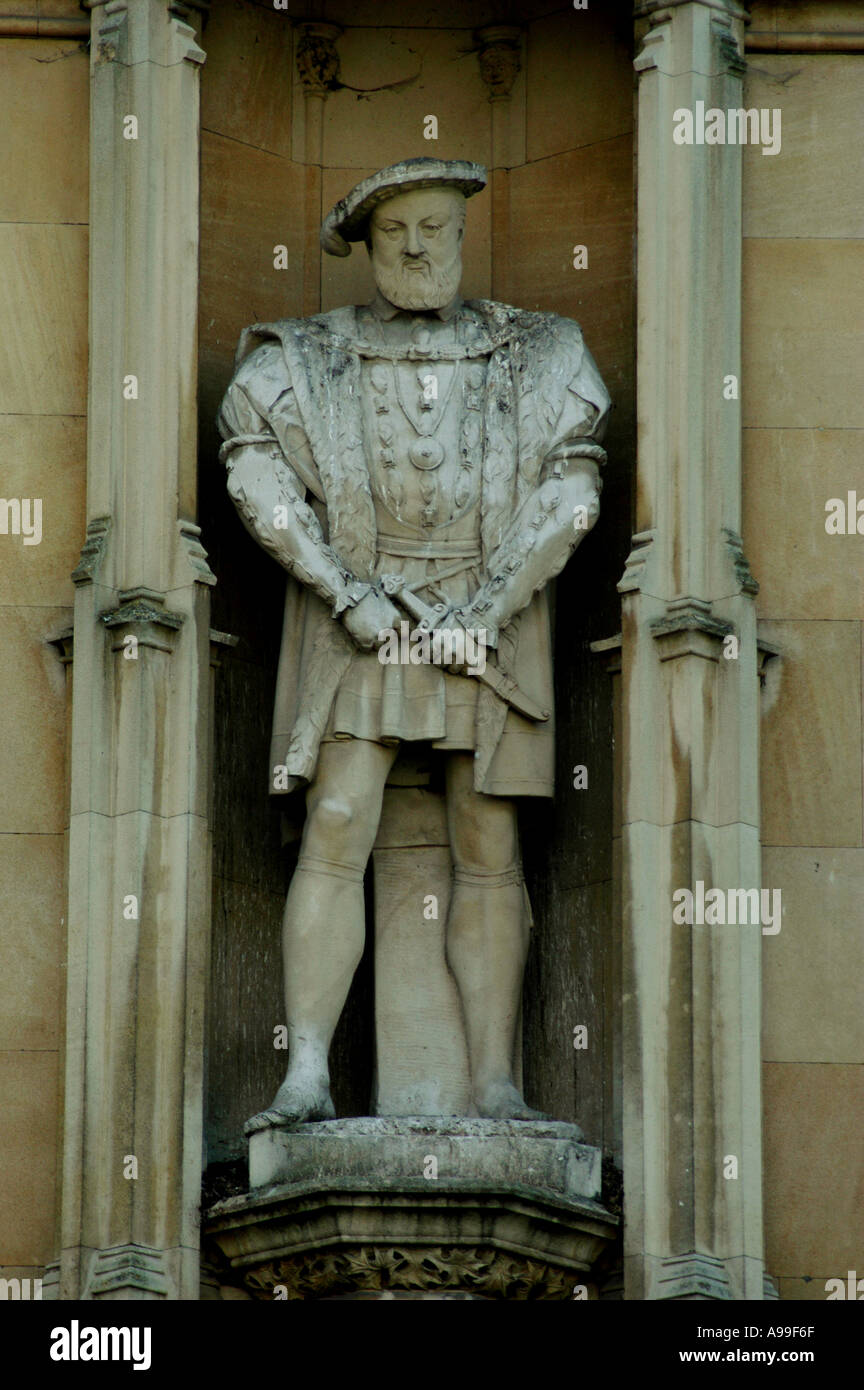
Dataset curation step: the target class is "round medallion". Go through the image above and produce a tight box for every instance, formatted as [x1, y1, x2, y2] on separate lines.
[409, 438, 445, 471]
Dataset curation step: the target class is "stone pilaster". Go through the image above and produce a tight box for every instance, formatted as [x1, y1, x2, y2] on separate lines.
[58, 0, 213, 1300]
[622, 0, 767, 1299]
[296, 21, 342, 317]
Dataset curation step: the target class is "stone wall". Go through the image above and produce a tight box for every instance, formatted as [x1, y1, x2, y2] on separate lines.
[4, 0, 859, 1302]
[0, 13, 88, 1287]
[744, 0, 864, 1302]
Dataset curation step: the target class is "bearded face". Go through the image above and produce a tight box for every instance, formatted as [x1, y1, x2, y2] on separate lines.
[368, 187, 465, 312]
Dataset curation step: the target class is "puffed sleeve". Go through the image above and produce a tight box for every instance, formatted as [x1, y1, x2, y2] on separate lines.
[218, 341, 323, 501]
[541, 339, 611, 479]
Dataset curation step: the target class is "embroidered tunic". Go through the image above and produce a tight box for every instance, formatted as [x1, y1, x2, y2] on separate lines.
[217, 295, 611, 799]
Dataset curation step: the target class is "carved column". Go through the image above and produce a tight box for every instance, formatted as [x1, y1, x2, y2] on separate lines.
[296, 22, 342, 316]
[55, 0, 214, 1300]
[622, 0, 768, 1299]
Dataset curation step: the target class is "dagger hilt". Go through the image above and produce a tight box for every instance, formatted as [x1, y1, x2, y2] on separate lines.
[379, 573, 449, 633]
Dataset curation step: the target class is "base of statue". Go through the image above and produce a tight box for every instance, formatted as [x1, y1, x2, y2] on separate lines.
[204, 1118, 618, 1300]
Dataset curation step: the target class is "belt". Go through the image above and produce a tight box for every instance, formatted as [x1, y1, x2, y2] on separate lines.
[376, 534, 481, 560]
[376, 535, 482, 595]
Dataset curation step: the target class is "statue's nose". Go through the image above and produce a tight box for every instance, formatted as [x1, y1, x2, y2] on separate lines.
[404, 226, 424, 256]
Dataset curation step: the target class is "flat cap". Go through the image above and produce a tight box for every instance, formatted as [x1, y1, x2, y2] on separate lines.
[320, 157, 487, 258]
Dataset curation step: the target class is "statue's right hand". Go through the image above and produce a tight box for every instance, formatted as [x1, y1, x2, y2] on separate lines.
[341, 589, 402, 650]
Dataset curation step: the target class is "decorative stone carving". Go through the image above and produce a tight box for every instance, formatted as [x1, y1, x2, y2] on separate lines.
[245, 1246, 576, 1301]
[100, 592, 185, 654]
[71, 515, 111, 585]
[218, 156, 611, 1131]
[475, 25, 522, 101]
[295, 22, 342, 94]
[650, 597, 734, 663]
[87, 1244, 171, 1300]
[723, 526, 760, 596]
[205, 1118, 617, 1302]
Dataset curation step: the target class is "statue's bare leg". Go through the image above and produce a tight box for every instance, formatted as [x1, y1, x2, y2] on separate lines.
[444, 752, 548, 1121]
[245, 738, 398, 1133]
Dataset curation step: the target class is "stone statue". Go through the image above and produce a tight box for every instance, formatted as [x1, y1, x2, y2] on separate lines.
[218, 158, 610, 1131]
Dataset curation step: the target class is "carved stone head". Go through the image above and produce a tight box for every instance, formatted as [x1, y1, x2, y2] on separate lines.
[367, 186, 466, 311]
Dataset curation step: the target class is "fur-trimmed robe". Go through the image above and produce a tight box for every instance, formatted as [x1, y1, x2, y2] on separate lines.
[218, 299, 610, 799]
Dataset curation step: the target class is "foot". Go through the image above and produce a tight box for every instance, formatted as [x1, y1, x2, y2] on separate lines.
[244, 1078, 335, 1135]
[474, 1078, 551, 1121]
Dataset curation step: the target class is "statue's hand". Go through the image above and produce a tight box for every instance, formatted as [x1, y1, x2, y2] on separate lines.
[427, 608, 491, 677]
[341, 588, 402, 650]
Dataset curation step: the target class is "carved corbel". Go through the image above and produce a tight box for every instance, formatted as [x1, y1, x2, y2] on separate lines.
[650, 597, 734, 663]
[71, 516, 112, 586]
[100, 588, 185, 655]
[475, 25, 522, 101]
[295, 22, 342, 95]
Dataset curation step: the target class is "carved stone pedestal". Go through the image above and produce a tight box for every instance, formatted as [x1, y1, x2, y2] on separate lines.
[205, 1119, 617, 1300]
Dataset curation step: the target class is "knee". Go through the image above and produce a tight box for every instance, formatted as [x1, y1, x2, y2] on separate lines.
[312, 795, 357, 834]
[304, 793, 371, 863]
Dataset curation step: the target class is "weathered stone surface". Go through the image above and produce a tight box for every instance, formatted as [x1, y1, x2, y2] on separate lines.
[743, 428, 864, 621]
[763, 1063, 864, 1277]
[208, 1118, 615, 1300]
[624, 0, 767, 1303]
[0, 416, 85, 609]
[763, 848, 864, 1063]
[525, 8, 632, 164]
[248, 1117, 595, 1195]
[0, 38, 88, 223]
[0, 226, 87, 416]
[749, 1, 864, 40]
[312, 30, 492, 173]
[0, 608, 69, 835]
[0, 1051, 60, 1266]
[759, 619, 861, 848]
[743, 57, 864, 239]
[220, 160, 609, 1134]
[742, 239, 864, 431]
[742, 0, 864, 1306]
[56, 0, 213, 1303]
[200, 0, 294, 159]
[373, 836, 472, 1117]
[199, 135, 306, 386]
[0, 835, 64, 1051]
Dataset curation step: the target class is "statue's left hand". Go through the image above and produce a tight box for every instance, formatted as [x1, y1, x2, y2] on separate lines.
[428, 607, 489, 677]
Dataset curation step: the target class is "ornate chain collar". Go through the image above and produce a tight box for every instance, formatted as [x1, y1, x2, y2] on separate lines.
[392, 360, 459, 438]
[302, 319, 513, 363]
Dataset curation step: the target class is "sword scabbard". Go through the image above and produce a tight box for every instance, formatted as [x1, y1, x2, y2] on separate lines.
[378, 575, 549, 722]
